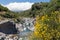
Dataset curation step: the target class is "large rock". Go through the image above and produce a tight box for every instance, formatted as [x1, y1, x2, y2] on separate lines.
[0, 21, 17, 34]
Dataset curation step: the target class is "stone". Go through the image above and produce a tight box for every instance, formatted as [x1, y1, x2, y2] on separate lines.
[0, 21, 17, 34]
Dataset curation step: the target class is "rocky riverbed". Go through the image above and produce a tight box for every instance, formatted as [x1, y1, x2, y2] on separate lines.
[0, 18, 35, 40]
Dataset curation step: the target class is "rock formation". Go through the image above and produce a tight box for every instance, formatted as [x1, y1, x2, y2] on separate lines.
[0, 20, 17, 34]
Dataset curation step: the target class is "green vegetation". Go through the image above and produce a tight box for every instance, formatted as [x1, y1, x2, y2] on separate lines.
[19, 10, 31, 17]
[30, 0, 60, 17]
[0, 0, 60, 21]
[29, 11, 60, 40]
[0, 0, 60, 40]
[29, 0, 60, 40]
[18, 0, 60, 18]
[0, 5, 9, 11]
[2, 12, 19, 18]
[0, 5, 20, 23]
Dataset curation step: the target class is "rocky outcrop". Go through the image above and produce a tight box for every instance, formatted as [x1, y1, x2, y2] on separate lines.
[0, 18, 35, 40]
[0, 21, 17, 34]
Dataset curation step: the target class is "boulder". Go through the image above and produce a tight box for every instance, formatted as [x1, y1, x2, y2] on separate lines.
[0, 21, 17, 34]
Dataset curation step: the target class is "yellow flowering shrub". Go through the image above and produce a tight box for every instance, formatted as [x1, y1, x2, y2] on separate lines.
[30, 11, 60, 40]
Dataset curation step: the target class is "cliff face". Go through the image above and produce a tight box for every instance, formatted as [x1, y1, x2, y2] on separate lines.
[0, 21, 17, 34]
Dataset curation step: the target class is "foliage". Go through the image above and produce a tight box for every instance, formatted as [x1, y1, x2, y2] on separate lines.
[19, 10, 31, 17]
[30, 2, 48, 17]
[0, 0, 60, 18]
[0, 12, 19, 18]
[31, 11, 60, 40]
[30, 0, 60, 17]
[0, 5, 9, 11]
